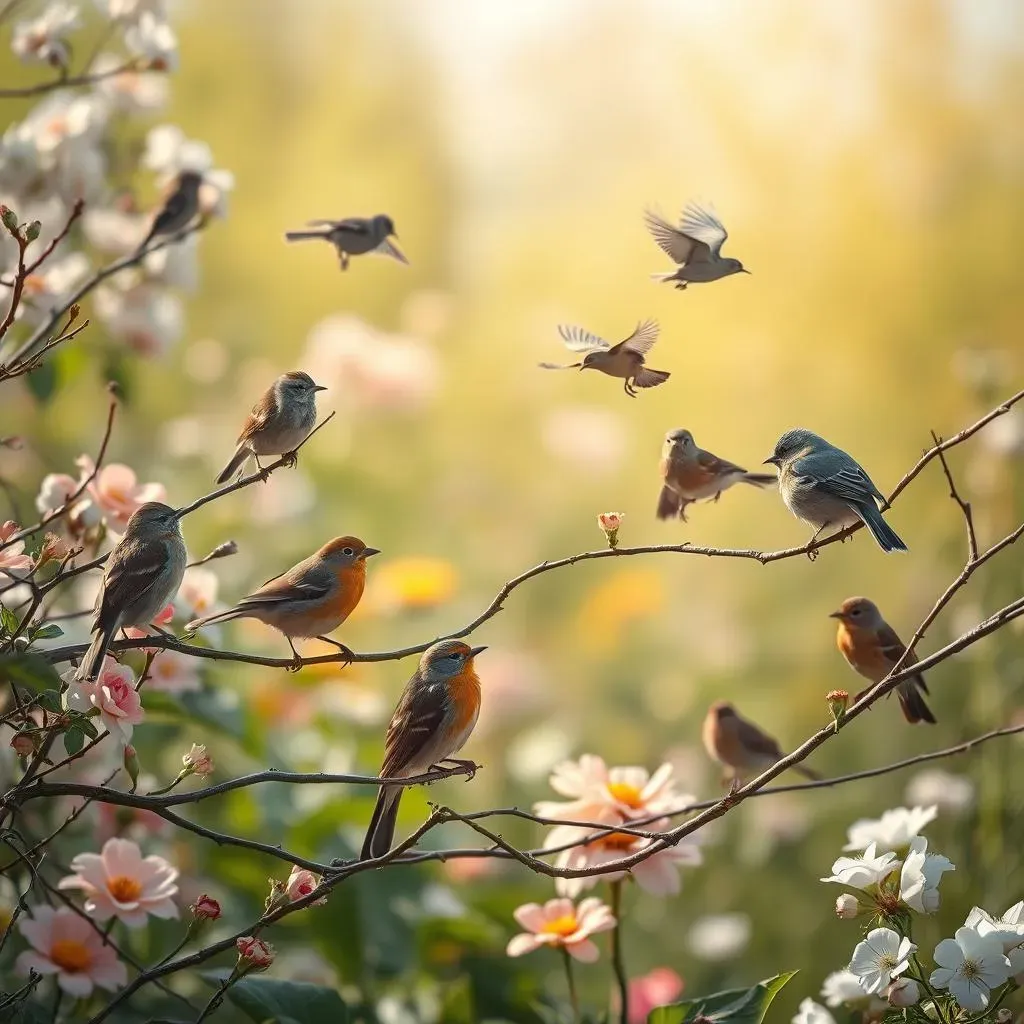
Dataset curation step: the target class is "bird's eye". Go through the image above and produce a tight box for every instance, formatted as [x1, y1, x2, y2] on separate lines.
[447, 653, 460, 660]
[343, 546, 354, 556]
[851, 609, 861, 617]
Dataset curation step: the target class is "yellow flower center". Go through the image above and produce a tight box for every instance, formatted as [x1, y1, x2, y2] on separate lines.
[541, 914, 579, 938]
[606, 781, 644, 808]
[593, 830, 639, 852]
[50, 938, 91, 973]
[107, 875, 143, 903]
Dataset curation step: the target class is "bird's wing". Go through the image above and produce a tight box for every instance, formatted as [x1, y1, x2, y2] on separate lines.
[793, 452, 878, 505]
[617, 318, 660, 356]
[644, 210, 699, 265]
[557, 323, 609, 353]
[876, 622, 916, 667]
[243, 561, 332, 607]
[735, 717, 784, 760]
[305, 219, 342, 228]
[380, 677, 449, 777]
[538, 361, 582, 370]
[371, 238, 409, 264]
[96, 537, 173, 630]
[237, 390, 278, 443]
[680, 203, 728, 259]
[697, 448, 747, 476]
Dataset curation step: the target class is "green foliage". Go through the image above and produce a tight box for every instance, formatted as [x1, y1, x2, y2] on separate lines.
[649, 972, 797, 1024]
[0, 653, 61, 692]
[203, 973, 349, 1024]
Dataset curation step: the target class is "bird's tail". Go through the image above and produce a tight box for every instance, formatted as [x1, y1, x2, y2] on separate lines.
[793, 763, 821, 781]
[649, 271, 678, 282]
[76, 621, 118, 681]
[632, 367, 670, 389]
[898, 678, 936, 724]
[216, 444, 250, 485]
[186, 606, 248, 632]
[656, 486, 686, 521]
[855, 503, 907, 552]
[741, 472, 777, 488]
[284, 230, 330, 242]
[360, 785, 402, 860]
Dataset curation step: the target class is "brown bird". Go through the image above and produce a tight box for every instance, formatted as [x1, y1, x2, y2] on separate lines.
[830, 597, 935, 724]
[702, 701, 819, 789]
[657, 428, 775, 520]
[539, 319, 669, 397]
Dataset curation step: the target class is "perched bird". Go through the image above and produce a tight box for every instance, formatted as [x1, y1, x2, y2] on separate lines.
[830, 597, 936, 724]
[657, 428, 775, 521]
[702, 701, 819, 789]
[539, 319, 669, 397]
[764, 429, 906, 553]
[645, 203, 749, 290]
[216, 371, 326, 484]
[77, 502, 187, 681]
[136, 170, 203, 253]
[186, 536, 379, 670]
[284, 214, 407, 271]
[361, 639, 487, 860]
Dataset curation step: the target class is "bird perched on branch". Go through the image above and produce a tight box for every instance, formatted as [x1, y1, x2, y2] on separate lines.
[361, 639, 487, 861]
[764, 429, 906, 554]
[216, 371, 326, 484]
[702, 701, 819, 789]
[77, 502, 187, 681]
[284, 214, 407, 271]
[657, 428, 775, 521]
[186, 536, 379, 671]
[135, 170, 203, 254]
[539, 319, 669, 397]
[645, 203, 749, 290]
[830, 597, 936, 724]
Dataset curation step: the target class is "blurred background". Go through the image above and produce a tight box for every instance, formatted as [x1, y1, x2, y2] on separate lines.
[1, 0, 1023, 1020]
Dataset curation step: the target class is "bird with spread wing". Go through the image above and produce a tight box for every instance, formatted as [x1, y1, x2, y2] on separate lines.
[645, 202, 749, 290]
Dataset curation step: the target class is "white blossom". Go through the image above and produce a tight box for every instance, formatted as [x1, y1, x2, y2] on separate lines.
[930, 927, 1011, 1012]
[844, 805, 937, 853]
[94, 280, 183, 358]
[899, 836, 954, 914]
[848, 928, 915, 994]
[821, 969, 870, 1008]
[11, 3, 80, 67]
[124, 12, 178, 70]
[92, 53, 168, 111]
[835, 894, 859, 919]
[792, 999, 835, 1024]
[965, 903, 1024, 977]
[905, 770, 975, 814]
[821, 842, 900, 888]
[142, 125, 234, 216]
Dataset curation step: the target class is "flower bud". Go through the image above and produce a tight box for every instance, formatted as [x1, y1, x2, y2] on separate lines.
[208, 540, 238, 560]
[36, 532, 71, 569]
[68, 303, 80, 322]
[123, 744, 140, 790]
[24, 221, 40, 242]
[995, 1010, 1012, 1024]
[2, 206, 18, 232]
[236, 935, 275, 970]
[182, 743, 213, 777]
[835, 894, 859, 919]
[826, 689, 849, 727]
[886, 978, 920, 1007]
[285, 866, 327, 906]
[191, 894, 221, 921]
[597, 512, 624, 550]
[10, 732, 35, 757]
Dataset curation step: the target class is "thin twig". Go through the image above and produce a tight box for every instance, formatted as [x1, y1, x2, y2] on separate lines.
[0, 59, 146, 99]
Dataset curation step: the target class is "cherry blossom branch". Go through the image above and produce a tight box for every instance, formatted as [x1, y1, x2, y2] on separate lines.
[0, 314, 90, 383]
[0, 59, 147, 99]
[0, 199, 84, 287]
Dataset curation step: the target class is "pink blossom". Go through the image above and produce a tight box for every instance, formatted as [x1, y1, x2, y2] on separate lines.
[236, 935, 275, 969]
[0, 521, 34, 588]
[174, 566, 219, 622]
[146, 649, 201, 692]
[15, 905, 127, 997]
[627, 968, 684, 1024]
[82, 457, 167, 532]
[123, 600, 175, 640]
[182, 743, 213, 776]
[58, 837, 179, 927]
[506, 897, 616, 963]
[62, 658, 143, 742]
[191, 894, 221, 920]
[285, 866, 327, 906]
[35, 472, 78, 514]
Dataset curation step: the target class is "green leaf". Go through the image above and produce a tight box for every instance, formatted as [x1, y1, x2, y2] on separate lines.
[35, 689, 62, 713]
[0, 604, 18, 637]
[25, 358, 58, 403]
[64, 726, 85, 755]
[31, 623, 64, 641]
[649, 972, 797, 1024]
[201, 973, 349, 1024]
[71, 711, 99, 739]
[0, 653, 62, 692]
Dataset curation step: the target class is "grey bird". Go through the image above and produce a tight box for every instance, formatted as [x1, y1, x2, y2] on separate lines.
[217, 371, 327, 484]
[539, 319, 670, 397]
[645, 202, 749, 290]
[76, 502, 187, 681]
[764, 429, 907, 553]
[284, 214, 407, 271]
[136, 170, 203, 253]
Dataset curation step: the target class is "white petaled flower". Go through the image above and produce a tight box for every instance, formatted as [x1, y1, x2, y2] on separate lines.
[100, 0, 168, 21]
[792, 999, 835, 1024]
[123, 11, 177, 70]
[821, 842, 900, 888]
[17, 252, 90, 327]
[886, 978, 921, 1007]
[92, 52, 168, 111]
[848, 928, 916, 994]
[965, 903, 1024, 978]
[899, 836, 954, 914]
[905, 770, 975, 815]
[930, 927, 1011, 1012]
[821, 969, 873, 1008]
[12, 2, 80, 66]
[843, 805, 938, 853]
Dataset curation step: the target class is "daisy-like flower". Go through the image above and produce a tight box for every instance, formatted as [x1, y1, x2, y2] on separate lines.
[62, 658, 142, 743]
[506, 897, 616, 962]
[843, 806, 937, 853]
[899, 836, 955, 914]
[792, 998, 836, 1024]
[848, 928, 916, 994]
[82, 458, 167, 533]
[821, 842, 900, 888]
[57, 837, 179, 927]
[15, 906, 127, 996]
[146, 648, 201, 693]
[821, 969, 876, 1008]
[930, 927, 1011, 1011]
[92, 52, 167, 111]
[965, 903, 1024, 977]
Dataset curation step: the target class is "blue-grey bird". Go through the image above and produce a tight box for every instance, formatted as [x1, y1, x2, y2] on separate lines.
[764, 429, 906, 553]
[284, 214, 407, 271]
[645, 203, 749, 290]
[539, 319, 670, 397]
[136, 170, 203, 254]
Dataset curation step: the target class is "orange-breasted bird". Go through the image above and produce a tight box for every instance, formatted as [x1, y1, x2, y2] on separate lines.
[361, 639, 487, 860]
[539, 319, 669, 397]
[702, 701, 819, 789]
[186, 536, 379, 671]
[830, 597, 936, 724]
[657, 428, 776, 521]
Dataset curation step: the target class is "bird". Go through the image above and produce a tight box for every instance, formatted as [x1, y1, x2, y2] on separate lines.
[361, 639, 487, 860]
[539, 319, 669, 397]
[216, 371, 326, 484]
[77, 502, 187, 681]
[702, 701, 819, 789]
[185, 536, 379, 671]
[657, 428, 776, 521]
[764, 429, 907, 554]
[284, 214, 407, 271]
[135, 170, 203, 253]
[830, 597, 936, 724]
[645, 202, 749, 290]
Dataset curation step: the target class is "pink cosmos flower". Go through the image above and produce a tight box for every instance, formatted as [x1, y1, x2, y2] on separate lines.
[627, 968, 684, 1024]
[506, 897, 616, 962]
[236, 935, 275, 969]
[0, 521, 34, 589]
[285, 866, 327, 906]
[58, 837, 179, 927]
[146, 649, 201, 692]
[81, 456, 167, 532]
[62, 658, 143, 742]
[15, 906, 127, 997]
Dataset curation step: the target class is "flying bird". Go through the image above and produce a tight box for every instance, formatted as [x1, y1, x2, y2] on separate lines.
[645, 202, 748, 290]
[284, 214, 407, 271]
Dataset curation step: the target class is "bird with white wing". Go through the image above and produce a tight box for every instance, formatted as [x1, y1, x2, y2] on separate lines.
[645, 202, 749, 290]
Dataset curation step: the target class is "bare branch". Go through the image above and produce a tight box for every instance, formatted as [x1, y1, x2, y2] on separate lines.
[0, 59, 148, 99]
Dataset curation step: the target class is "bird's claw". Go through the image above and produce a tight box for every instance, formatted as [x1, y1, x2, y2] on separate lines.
[281, 451, 298, 470]
[806, 546, 820, 562]
[286, 656, 303, 673]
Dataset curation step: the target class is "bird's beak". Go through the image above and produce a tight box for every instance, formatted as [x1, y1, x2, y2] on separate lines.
[469, 645, 488, 657]
[763, 455, 779, 466]
[828, 610, 844, 620]
[361, 547, 381, 559]
[313, 385, 328, 392]
[741, 268, 752, 274]
[390, 231, 399, 239]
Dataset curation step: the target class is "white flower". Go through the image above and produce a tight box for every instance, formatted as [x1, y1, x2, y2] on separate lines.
[686, 913, 751, 962]
[123, 11, 177, 69]
[12, 3, 80, 67]
[17, 252, 89, 327]
[844, 806, 937, 852]
[899, 836, 954, 914]
[930, 927, 1011, 1012]
[821, 843, 900, 888]
[92, 52, 167, 111]
[143, 234, 198, 291]
[905, 770, 974, 815]
[98, 0, 168, 21]
[886, 978, 920, 1007]
[848, 928, 916, 994]
[821, 969, 872, 1008]
[792, 999, 835, 1024]
[94, 280, 183, 358]
[965, 903, 1024, 977]
[835, 894, 859, 919]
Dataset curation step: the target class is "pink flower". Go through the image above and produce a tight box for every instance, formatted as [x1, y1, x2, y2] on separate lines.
[15, 906, 127, 997]
[236, 935, 275, 969]
[627, 968, 684, 1024]
[506, 897, 616, 962]
[285, 866, 327, 906]
[0, 521, 34, 588]
[57, 837, 179, 927]
[123, 601, 174, 640]
[35, 472, 78, 514]
[182, 743, 213, 777]
[83, 458, 167, 533]
[62, 658, 143, 743]
[145, 648, 201, 692]
[35, 466, 99, 538]
[597, 512, 624, 549]
[174, 566, 219, 622]
[191, 894, 221, 920]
